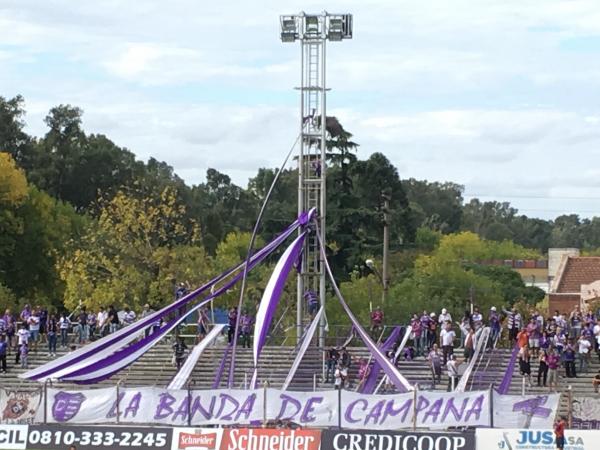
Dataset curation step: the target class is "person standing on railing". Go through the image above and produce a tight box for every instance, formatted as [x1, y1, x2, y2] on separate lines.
[458, 311, 471, 348]
[410, 314, 423, 357]
[518, 344, 532, 387]
[172, 337, 188, 370]
[140, 304, 155, 338]
[370, 306, 384, 337]
[527, 318, 541, 358]
[196, 306, 210, 343]
[471, 307, 483, 331]
[304, 290, 319, 318]
[356, 358, 371, 391]
[517, 327, 529, 349]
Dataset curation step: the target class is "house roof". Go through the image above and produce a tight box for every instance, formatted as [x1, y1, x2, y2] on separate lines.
[555, 257, 600, 293]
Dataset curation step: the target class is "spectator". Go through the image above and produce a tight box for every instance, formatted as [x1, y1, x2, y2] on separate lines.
[458, 311, 471, 347]
[554, 416, 566, 450]
[77, 307, 88, 344]
[438, 308, 452, 324]
[324, 347, 339, 384]
[28, 309, 40, 352]
[340, 347, 352, 368]
[427, 313, 438, 351]
[47, 314, 58, 357]
[427, 344, 442, 385]
[555, 327, 566, 356]
[527, 318, 541, 358]
[464, 328, 475, 362]
[577, 334, 591, 373]
[518, 344, 532, 387]
[19, 304, 31, 326]
[240, 310, 253, 349]
[3, 309, 15, 351]
[19, 343, 28, 369]
[370, 306, 384, 336]
[440, 322, 455, 365]
[356, 358, 371, 391]
[563, 343, 577, 378]
[0, 335, 7, 373]
[304, 290, 319, 317]
[537, 349, 549, 388]
[175, 282, 188, 300]
[446, 354, 462, 391]
[546, 348, 560, 392]
[97, 307, 108, 337]
[503, 306, 522, 343]
[570, 306, 582, 339]
[172, 337, 188, 370]
[87, 311, 97, 340]
[59, 313, 70, 347]
[489, 307, 501, 345]
[140, 304, 155, 338]
[594, 321, 600, 360]
[227, 307, 238, 344]
[108, 305, 119, 334]
[471, 307, 483, 331]
[122, 306, 136, 326]
[15, 323, 29, 365]
[410, 314, 423, 357]
[196, 307, 210, 342]
[334, 363, 348, 390]
[420, 311, 431, 355]
[39, 307, 48, 344]
[593, 369, 600, 393]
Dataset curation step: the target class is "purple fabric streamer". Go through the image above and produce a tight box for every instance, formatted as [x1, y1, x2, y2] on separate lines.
[25, 216, 301, 382]
[315, 227, 413, 393]
[253, 233, 307, 371]
[212, 345, 231, 389]
[496, 342, 520, 394]
[360, 326, 402, 394]
[60, 240, 281, 383]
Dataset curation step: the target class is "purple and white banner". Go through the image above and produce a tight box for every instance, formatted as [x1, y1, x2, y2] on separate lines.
[491, 392, 560, 429]
[26, 387, 557, 429]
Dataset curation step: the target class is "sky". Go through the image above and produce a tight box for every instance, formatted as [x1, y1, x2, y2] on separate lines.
[1, 0, 600, 219]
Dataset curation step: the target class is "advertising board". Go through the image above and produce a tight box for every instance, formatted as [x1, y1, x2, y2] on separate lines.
[476, 428, 599, 450]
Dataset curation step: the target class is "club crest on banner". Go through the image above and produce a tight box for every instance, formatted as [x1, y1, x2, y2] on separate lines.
[52, 391, 86, 422]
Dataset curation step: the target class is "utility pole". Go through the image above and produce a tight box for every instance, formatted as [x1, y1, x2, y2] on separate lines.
[381, 191, 391, 305]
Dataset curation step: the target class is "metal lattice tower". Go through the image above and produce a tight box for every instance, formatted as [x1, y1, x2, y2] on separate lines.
[280, 12, 353, 344]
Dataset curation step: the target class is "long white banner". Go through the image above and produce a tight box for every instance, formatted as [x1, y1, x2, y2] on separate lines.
[22, 387, 558, 430]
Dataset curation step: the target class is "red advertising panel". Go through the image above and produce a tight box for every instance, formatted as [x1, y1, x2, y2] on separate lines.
[221, 428, 321, 450]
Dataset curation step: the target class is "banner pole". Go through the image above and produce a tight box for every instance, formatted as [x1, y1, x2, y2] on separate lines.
[187, 381, 192, 426]
[338, 386, 342, 429]
[263, 381, 268, 427]
[567, 386, 573, 428]
[43, 380, 48, 424]
[116, 380, 121, 424]
[489, 384, 494, 428]
[412, 384, 418, 431]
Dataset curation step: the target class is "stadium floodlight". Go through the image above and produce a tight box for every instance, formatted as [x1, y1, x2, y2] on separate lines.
[280, 16, 298, 42]
[305, 15, 320, 35]
[328, 18, 343, 41]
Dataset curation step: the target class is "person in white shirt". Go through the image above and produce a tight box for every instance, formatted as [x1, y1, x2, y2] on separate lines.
[446, 355, 462, 391]
[28, 311, 40, 351]
[440, 322, 456, 365]
[15, 324, 30, 365]
[578, 336, 592, 373]
[122, 306, 136, 326]
[334, 363, 348, 390]
[438, 308, 452, 324]
[97, 308, 108, 337]
[59, 313, 71, 347]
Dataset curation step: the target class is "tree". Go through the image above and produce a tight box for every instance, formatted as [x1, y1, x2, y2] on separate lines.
[0, 95, 35, 171]
[404, 179, 464, 233]
[59, 187, 205, 311]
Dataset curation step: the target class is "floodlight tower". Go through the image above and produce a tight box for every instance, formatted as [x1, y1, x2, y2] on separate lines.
[280, 12, 353, 345]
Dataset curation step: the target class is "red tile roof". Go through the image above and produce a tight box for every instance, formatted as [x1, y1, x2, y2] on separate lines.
[556, 257, 600, 293]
